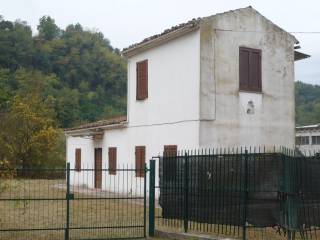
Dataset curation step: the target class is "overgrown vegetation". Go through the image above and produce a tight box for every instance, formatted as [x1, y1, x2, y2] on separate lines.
[0, 16, 126, 168]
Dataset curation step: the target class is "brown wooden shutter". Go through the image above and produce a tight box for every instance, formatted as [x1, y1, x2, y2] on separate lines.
[136, 60, 148, 100]
[164, 145, 177, 157]
[75, 148, 81, 172]
[135, 146, 145, 177]
[163, 145, 178, 180]
[94, 148, 102, 189]
[239, 48, 250, 91]
[108, 147, 117, 175]
[239, 47, 261, 92]
[249, 49, 261, 92]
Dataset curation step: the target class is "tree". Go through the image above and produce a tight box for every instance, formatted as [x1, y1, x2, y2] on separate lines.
[0, 19, 33, 70]
[37, 16, 61, 41]
[0, 94, 60, 169]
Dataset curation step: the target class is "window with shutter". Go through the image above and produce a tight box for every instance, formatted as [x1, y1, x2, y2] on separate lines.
[108, 147, 117, 175]
[163, 145, 178, 181]
[135, 146, 145, 177]
[239, 47, 262, 92]
[75, 148, 81, 172]
[136, 60, 148, 100]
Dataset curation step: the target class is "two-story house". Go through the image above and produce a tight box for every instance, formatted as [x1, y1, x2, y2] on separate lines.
[65, 6, 309, 191]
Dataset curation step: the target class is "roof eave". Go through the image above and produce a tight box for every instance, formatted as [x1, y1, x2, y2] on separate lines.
[122, 23, 200, 58]
[65, 122, 127, 136]
[294, 51, 311, 61]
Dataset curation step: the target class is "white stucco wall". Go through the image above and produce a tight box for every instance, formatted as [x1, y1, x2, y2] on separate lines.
[67, 30, 201, 195]
[199, 8, 296, 150]
[127, 30, 200, 127]
[66, 120, 199, 196]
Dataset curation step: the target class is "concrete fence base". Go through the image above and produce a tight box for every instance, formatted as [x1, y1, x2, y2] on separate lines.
[154, 229, 237, 240]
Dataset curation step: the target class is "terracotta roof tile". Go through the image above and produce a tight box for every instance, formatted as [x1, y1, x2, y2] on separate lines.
[65, 116, 127, 132]
[122, 18, 201, 53]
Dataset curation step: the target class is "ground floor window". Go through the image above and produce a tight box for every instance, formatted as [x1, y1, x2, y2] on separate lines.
[75, 148, 81, 171]
[296, 136, 310, 145]
[135, 146, 145, 177]
[163, 145, 178, 181]
[108, 147, 117, 175]
[312, 136, 320, 145]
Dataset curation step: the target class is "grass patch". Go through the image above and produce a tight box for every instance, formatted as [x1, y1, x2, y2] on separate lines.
[0, 179, 145, 240]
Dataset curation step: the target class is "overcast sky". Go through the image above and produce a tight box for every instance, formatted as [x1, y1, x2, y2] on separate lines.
[1, 0, 319, 85]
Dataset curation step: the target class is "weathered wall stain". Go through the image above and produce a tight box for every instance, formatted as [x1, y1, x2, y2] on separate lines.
[199, 7, 296, 149]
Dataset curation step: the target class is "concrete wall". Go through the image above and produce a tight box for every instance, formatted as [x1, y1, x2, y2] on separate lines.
[199, 8, 296, 150]
[296, 129, 320, 154]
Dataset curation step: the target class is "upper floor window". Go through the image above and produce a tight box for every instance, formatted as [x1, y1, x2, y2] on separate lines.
[312, 136, 320, 145]
[239, 47, 262, 92]
[136, 60, 148, 100]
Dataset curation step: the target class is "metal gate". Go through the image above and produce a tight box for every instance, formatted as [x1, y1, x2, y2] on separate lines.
[0, 163, 148, 240]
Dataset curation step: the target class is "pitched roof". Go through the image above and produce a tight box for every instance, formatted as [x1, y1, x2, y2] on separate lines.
[65, 116, 127, 132]
[122, 17, 201, 55]
[122, 6, 298, 57]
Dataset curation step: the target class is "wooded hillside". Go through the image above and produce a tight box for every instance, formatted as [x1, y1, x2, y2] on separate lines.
[296, 81, 320, 126]
[0, 16, 126, 129]
[0, 16, 126, 168]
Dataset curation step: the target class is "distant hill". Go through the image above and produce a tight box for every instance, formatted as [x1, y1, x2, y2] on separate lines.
[295, 81, 320, 126]
[0, 16, 126, 128]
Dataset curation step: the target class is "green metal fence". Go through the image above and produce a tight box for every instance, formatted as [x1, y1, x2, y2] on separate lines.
[0, 163, 148, 240]
[155, 147, 320, 240]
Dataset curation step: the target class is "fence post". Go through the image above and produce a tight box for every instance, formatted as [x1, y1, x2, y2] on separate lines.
[65, 162, 71, 240]
[184, 152, 189, 233]
[149, 159, 156, 237]
[143, 163, 147, 238]
[242, 150, 248, 240]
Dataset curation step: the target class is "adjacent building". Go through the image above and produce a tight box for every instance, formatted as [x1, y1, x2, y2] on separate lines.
[65, 6, 309, 193]
[296, 124, 320, 155]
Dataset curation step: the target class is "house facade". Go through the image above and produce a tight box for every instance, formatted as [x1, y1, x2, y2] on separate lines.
[296, 124, 320, 155]
[65, 7, 308, 193]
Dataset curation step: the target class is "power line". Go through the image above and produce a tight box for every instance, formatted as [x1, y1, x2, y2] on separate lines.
[214, 29, 320, 34]
[290, 32, 320, 34]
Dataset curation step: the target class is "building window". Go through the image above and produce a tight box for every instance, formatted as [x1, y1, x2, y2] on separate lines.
[108, 147, 117, 175]
[296, 136, 310, 145]
[163, 145, 178, 181]
[136, 60, 148, 100]
[312, 136, 320, 145]
[75, 148, 81, 172]
[239, 47, 262, 92]
[135, 146, 146, 177]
